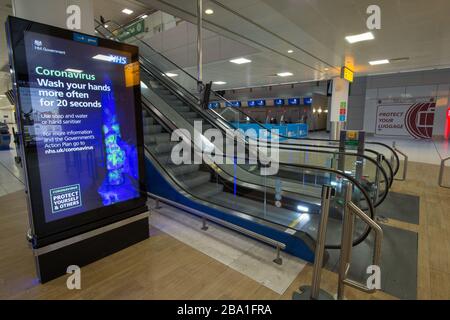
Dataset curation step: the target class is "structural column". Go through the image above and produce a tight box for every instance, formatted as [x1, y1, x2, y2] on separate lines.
[329, 77, 350, 140]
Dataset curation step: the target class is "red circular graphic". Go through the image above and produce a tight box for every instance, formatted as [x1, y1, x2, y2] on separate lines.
[405, 103, 435, 139]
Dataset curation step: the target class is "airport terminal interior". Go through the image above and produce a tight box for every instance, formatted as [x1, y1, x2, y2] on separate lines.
[0, 0, 450, 302]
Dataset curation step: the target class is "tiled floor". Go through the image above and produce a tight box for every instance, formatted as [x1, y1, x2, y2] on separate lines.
[0, 145, 25, 197]
[308, 131, 450, 165]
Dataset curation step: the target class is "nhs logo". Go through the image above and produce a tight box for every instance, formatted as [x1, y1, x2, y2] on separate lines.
[110, 55, 127, 65]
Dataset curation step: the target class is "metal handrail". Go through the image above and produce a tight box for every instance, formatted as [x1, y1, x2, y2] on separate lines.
[337, 181, 383, 299]
[439, 156, 450, 188]
[148, 192, 286, 265]
[392, 141, 408, 181]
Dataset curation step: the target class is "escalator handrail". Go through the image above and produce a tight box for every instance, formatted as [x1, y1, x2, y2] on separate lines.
[142, 99, 374, 250]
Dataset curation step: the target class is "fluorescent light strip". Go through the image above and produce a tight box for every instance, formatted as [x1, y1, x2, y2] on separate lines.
[230, 58, 251, 65]
[369, 59, 390, 65]
[165, 72, 178, 77]
[122, 8, 133, 15]
[277, 72, 293, 77]
[205, 9, 214, 15]
[345, 32, 374, 44]
[213, 81, 227, 85]
[141, 14, 148, 19]
[65, 68, 83, 73]
[92, 54, 113, 62]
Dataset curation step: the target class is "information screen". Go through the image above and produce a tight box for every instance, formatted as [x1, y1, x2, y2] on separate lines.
[7, 17, 146, 240]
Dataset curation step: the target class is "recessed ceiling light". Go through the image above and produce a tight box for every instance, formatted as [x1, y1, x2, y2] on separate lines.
[230, 57, 251, 64]
[141, 14, 148, 19]
[345, 32, 374, 44]
[104, 24, 109, 28]
[122, 8, 133, 15]
[369, 59, 390, 66]
[165, 72, 178, 77]
[324, 68, 329, 71]
[205, 8, 214, 15]
[65, 68, 83, 73]
[213, 81, 227, 85]
[287, 50, 294, 53]
[277, 72, 293, 77]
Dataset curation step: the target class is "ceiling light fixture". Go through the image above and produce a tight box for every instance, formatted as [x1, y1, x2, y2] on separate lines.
[104, 24, 109, 28]
[213, 81, 227, 85]
[277, 72, 293, 77]
[345, 32, 374, 44]
[65, 68, 83, 73]
[230, 57, 251, 65]
[205, 9, 214, 15]
[287, 49, 294, 53]
[369, 59, 390, 65]
[122, 8, 134, 15]
[141, 14, 148, 19]
[165, 72, 178, 77]
[297, 205, 309, 213]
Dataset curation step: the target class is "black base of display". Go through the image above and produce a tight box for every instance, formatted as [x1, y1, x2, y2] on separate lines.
[35, 213, 150, 283]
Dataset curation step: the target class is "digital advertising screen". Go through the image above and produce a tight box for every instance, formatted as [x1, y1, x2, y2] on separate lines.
[7, 17, 147, 242]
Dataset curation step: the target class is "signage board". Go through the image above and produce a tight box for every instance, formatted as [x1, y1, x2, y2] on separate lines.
[341, 66, 354, 83]
[375, 103, 435, 139]
[116, 20, 145, 41]
[6, 16, 147, 244]
[288, 98, 300, 106]
[248, 99, 266, 107]
[208, 102, 220, 109]
[225, 101, 241, 107]
[303, 97, 312, 106]
[274, 99, 285, 106]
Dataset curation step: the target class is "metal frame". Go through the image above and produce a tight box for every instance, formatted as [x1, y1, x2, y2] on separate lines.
[439, 156, 450, 188]
[337, 181, 383, 299]
[392, 141, 408, 181]
[148, 192, 286, 265]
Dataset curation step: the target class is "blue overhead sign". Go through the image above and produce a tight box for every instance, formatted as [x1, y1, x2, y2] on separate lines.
[274, 99, 285, 106]
[225, 101, 241, 107]
[248, 99, 266, 107]
[288, 98, 300, 105]
[303, 97, 312, 106]
[208, 102, 220, 109]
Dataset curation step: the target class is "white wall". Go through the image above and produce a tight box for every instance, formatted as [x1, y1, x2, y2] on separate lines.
[347, 69, 450, 137]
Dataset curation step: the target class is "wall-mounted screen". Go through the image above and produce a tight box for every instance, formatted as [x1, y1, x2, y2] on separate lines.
[208, 102, 220, 109]
[248, 99, 266, 107]
[274, 99, 285, 106]
[303, 97, 313, 106]
[7, 17, 147, 241]
[288, 98, 300, 106]
[225, 101, 241, 107]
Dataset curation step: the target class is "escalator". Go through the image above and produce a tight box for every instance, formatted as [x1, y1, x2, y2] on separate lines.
[95, 22, 386, 260]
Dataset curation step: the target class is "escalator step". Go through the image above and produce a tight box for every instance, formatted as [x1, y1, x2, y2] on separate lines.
[191, 182, 224, 198]
[169, 164, 201, 176]
[142, 117, 154, 125]
[178, 171, 211, 188]
[150, 141, 178, 154]
[144, 133, 170, 144]
[143, 124, 162, 134]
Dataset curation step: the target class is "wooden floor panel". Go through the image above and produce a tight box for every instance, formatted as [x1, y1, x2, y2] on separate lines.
[0, 161, 449, 299]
